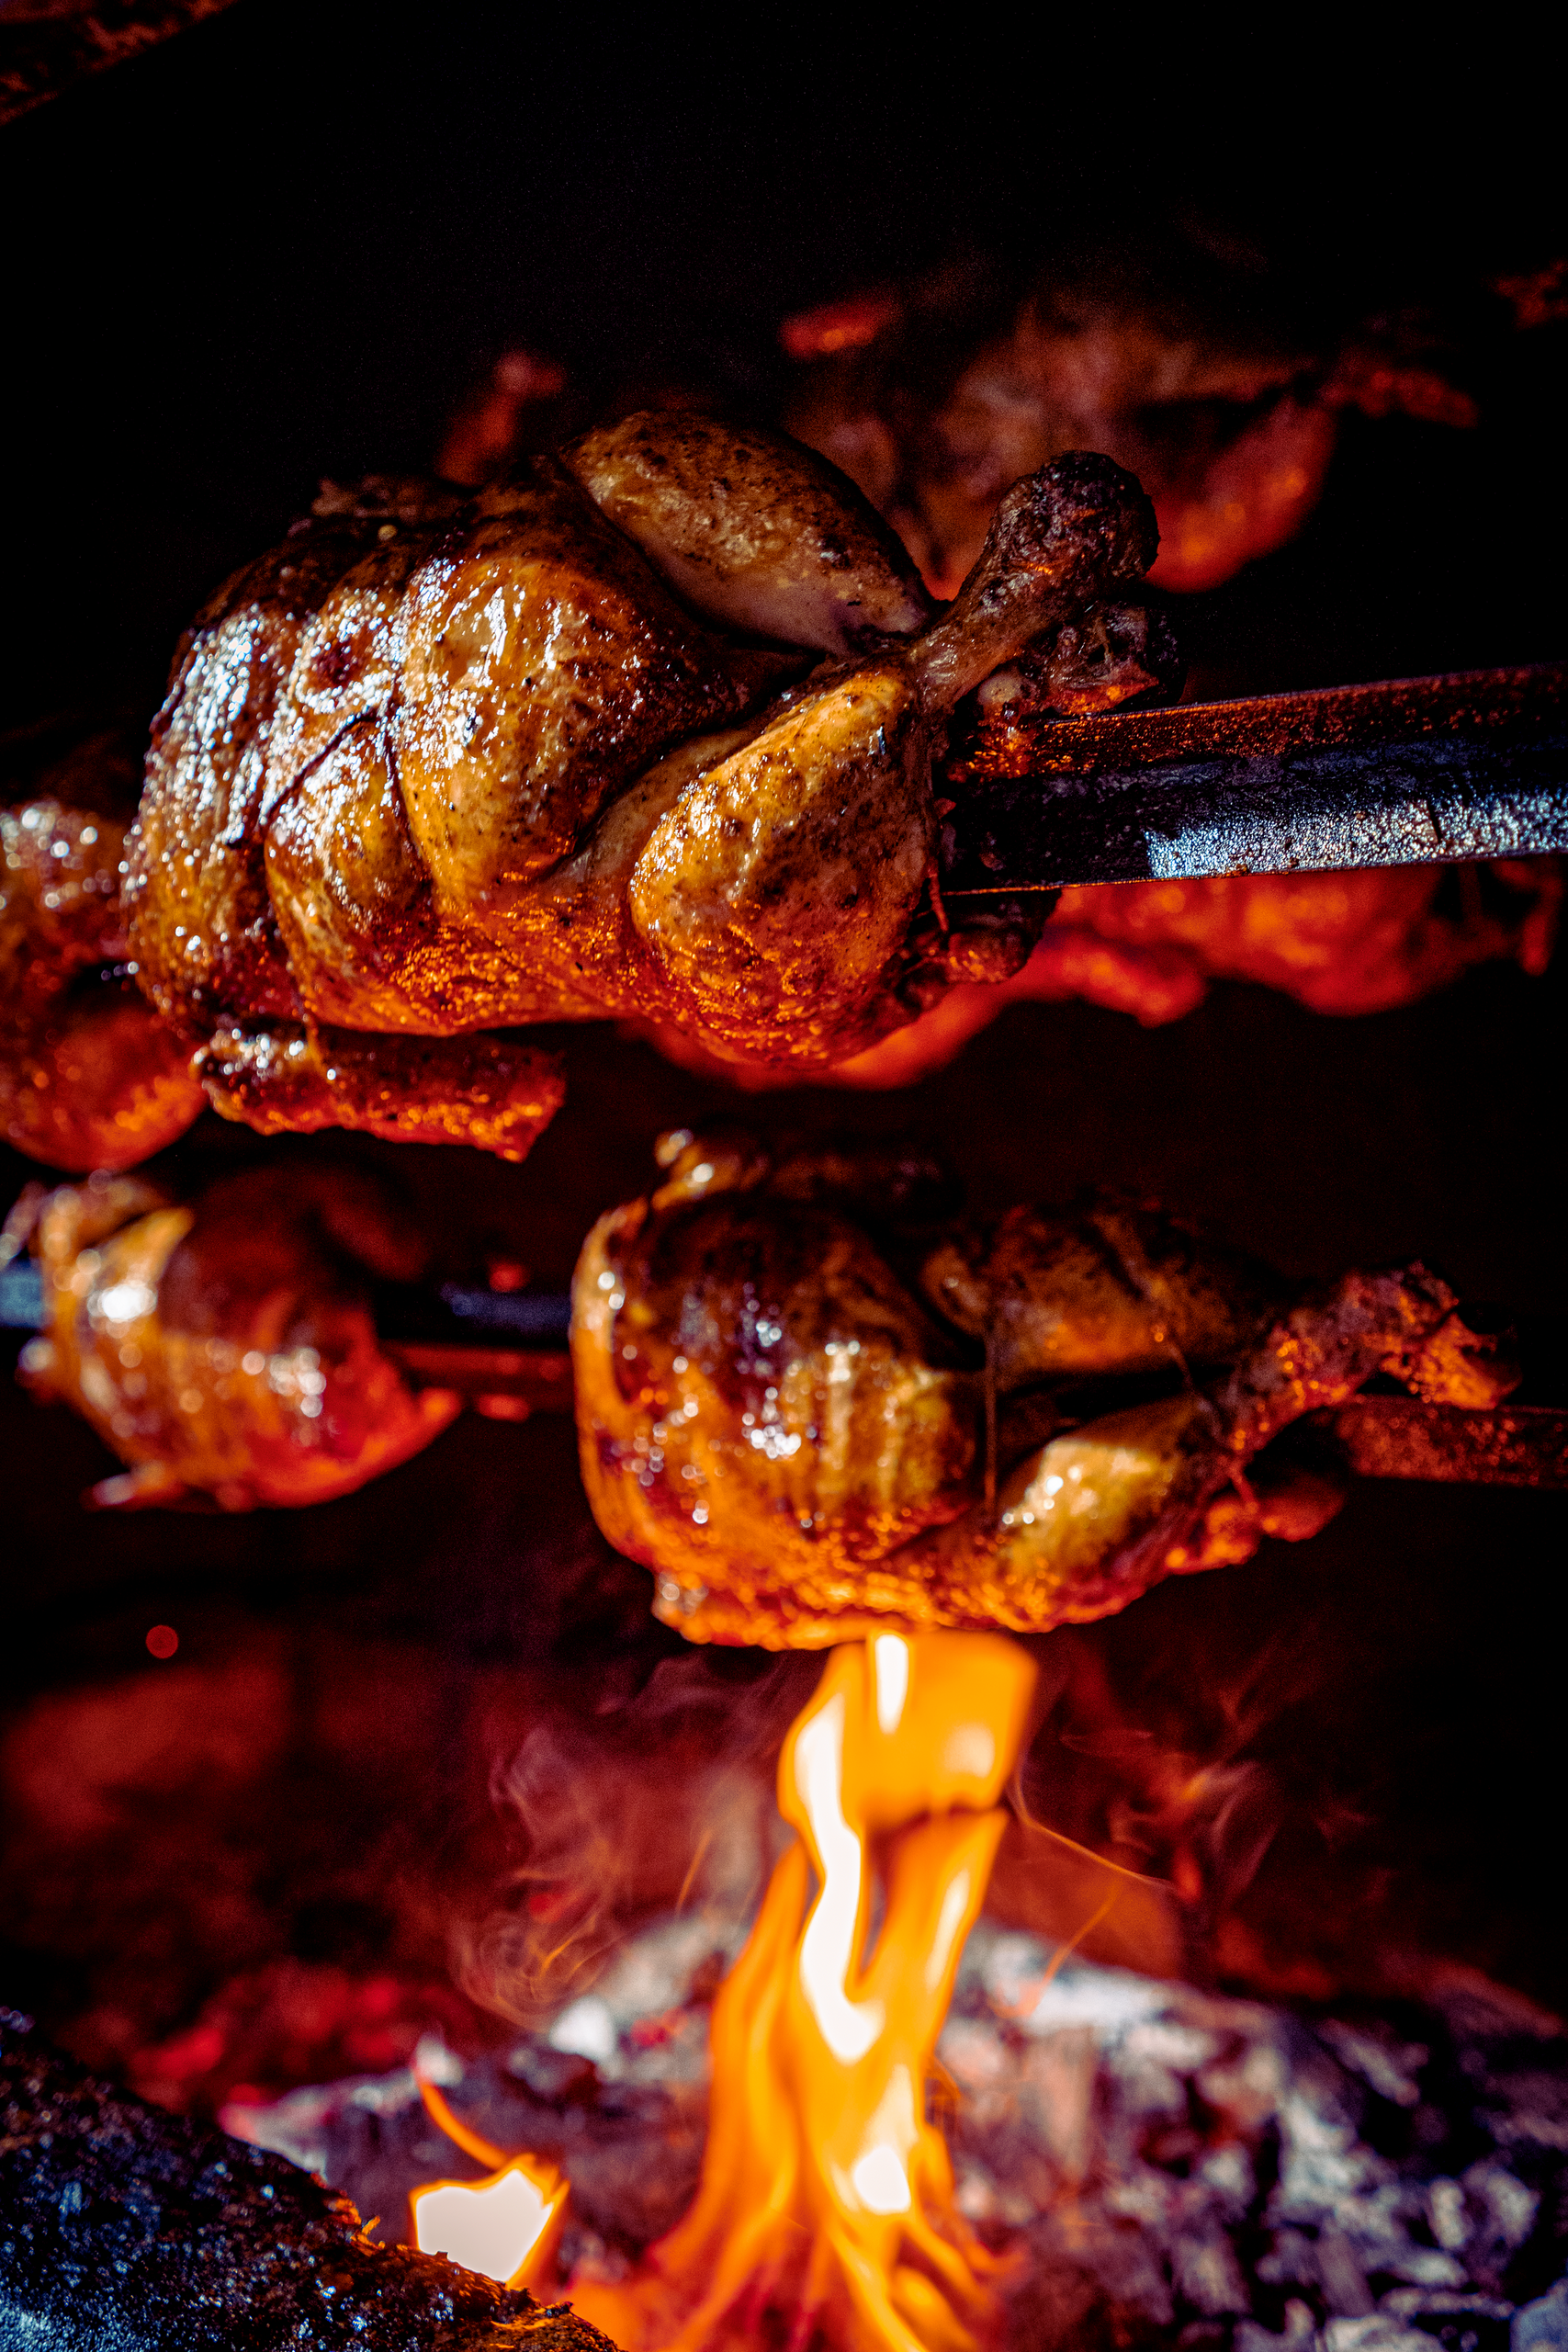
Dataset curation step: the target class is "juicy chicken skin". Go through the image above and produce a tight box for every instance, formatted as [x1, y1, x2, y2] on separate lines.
[124, 420, 1156, 1151]
[16, 1166, 457, 1509]
[572, 1135, 1516, 1648]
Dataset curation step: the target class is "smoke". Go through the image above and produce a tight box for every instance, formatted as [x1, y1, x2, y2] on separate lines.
[456, 1649, 823, 2027]
[992, 1607, 1368, 1989]
[457, 1595, 1357, 2030]
[460, 1492, 1493, 2030]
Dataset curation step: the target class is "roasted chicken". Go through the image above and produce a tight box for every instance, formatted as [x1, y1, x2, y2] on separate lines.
[779, 235, 1479, 599]
[14, 1165, 457, 1508]
[14, 409, 1551, 1178]
[572, 1134, 1516, 1648]
[122, 421, 1159, 1155]
[769, 245, 1556, 1062]
[814, 859, 1564, 1088]
[2, 797, 203, 1170]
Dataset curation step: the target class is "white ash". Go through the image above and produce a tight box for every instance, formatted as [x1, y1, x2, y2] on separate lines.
[233, 1919, 1568, 2351]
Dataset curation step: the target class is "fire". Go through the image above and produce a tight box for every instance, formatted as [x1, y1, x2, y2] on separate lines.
[409, 2075, 566, 2289]
[571, 1630, 1037, 2352]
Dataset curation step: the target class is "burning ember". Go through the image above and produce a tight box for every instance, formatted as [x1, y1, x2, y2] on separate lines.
[224, 1629, 1038, 2348]
[236, 1851, 1568, 2352]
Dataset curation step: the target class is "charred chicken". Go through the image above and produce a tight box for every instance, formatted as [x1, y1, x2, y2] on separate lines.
[571, 1135, 1517, 1648]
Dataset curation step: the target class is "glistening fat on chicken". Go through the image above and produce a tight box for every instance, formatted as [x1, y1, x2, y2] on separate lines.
[14, 1167, 459, 1509]
[1, 799, 203, 1170]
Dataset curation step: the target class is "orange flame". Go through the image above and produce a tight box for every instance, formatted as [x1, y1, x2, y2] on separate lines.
[572, 1630, 1037, 2352]
[409, 2075, 567, 2289]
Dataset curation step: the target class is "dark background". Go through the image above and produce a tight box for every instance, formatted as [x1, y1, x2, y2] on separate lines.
[2, 16, 1565, 2078]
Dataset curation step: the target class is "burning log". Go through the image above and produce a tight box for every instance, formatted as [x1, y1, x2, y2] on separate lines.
[0, 2005, 616, 2349]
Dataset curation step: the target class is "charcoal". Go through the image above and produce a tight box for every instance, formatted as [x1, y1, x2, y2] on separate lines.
[0, 2009, 615, 2352]
[1378, 2289, 1514, 2352]
[229, 1918, 1568, 2352]
[1173, 2231, 1252, 2315]
[1321, 2321, 1434, 2352]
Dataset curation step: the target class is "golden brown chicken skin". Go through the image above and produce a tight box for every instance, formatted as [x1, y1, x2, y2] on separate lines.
[1, 799, 203, 1171]
[124, 424, 1157, 1152]
[572, 1135, 1515, 1648]
[16, 1165, 458, 1509]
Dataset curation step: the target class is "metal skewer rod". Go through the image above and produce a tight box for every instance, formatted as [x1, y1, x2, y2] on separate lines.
[6, 1257, 1565, 1487]
[942, 662, 1568, 895]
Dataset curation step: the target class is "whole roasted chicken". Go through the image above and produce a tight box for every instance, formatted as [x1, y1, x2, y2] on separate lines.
[14, 1165, 457, 1508]
[778, 233, 1480, 599]
[123, 419, 1160, 1156]
[572, 1134, 1516, 1647]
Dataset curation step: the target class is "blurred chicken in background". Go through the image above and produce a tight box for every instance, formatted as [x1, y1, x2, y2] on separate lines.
[435, 229, 1560, 1070]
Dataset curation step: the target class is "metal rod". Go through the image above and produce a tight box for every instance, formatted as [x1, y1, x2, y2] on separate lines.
[7, 1250, 1566, 1482]
[942, 662, 1568, 894]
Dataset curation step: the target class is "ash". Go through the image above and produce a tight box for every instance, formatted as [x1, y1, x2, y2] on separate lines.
[234, 1917, 1568, 2352]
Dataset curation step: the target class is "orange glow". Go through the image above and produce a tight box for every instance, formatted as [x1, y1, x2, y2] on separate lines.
[572, 1631, 1037, 2352]
[409, 2075, 567, 2289]
[779, 292, 901, 361]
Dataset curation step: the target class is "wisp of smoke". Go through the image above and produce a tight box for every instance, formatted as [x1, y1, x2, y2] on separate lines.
[456, 1649, 822, 2026]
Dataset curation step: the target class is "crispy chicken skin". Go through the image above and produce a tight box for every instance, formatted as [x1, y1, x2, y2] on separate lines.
[16, 1166, 457, 1509]
[123, 422, 1156, 1148]
[919, 1200, 1285, 1387]
[1, 800, 203, 1170]
[572, 1136, 1516, 1648]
